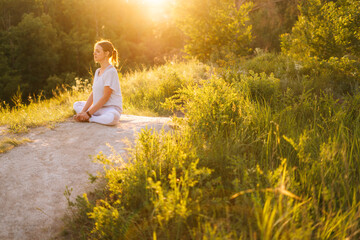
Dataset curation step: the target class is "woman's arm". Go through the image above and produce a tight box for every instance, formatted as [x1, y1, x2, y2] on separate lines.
[75, 86, 112, 122]
[87, 86, 112, 115]
[75, 68, 115, 122]
[74, 92, 93, 122]
[81, 92, 93, 113]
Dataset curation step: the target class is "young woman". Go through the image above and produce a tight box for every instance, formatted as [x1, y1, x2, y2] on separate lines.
[73, 40, 122, 125]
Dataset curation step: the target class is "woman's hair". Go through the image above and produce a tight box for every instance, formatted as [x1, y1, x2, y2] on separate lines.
[95, 40, 119, 67]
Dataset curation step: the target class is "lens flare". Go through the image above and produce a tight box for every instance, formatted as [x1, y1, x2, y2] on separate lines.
[142, 0, 170, 21]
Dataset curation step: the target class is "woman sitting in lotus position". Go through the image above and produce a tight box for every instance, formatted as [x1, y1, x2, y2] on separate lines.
[73, 40, 122, 125]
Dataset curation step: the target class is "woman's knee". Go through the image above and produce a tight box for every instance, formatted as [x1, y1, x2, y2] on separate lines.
[73, 101, 85, 113]
[108, 112, 120, 125]
[114, 113, 120, 122]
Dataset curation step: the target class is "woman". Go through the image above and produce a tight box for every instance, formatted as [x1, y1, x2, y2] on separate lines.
[73, 40, 122, 125]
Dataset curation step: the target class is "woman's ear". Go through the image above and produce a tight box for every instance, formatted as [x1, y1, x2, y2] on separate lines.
[105, 51, 110, 58]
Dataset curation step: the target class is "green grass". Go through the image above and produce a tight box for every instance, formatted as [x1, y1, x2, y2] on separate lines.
[0, 60, 208, 133]
[0, 78, 91, 133]
[2, 56, 359, 239]
[120, 59, 210, 116]
[59, 57, 360, 239]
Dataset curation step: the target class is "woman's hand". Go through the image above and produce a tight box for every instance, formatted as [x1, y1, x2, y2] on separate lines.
[73, 112, 90, 122]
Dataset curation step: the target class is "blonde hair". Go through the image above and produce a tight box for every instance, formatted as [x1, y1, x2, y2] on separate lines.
[95, 40, 119, 68]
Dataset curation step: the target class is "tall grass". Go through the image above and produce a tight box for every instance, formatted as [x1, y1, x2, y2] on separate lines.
[0, 78, 91, 133]
[120, 59, 210, 116]
[0, 60, 208, 133]
[61, 56, 360, 239]
[3, 55, 354, 238]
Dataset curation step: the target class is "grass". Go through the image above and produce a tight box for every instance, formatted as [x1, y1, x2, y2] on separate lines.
[2, 55, 359, 239]
[120, 58, 210, 116]
[0, 78, 91, 133]
[0, 60, 208, 133]
[59, 56, 360, 239]
[0, 137, 32, 154]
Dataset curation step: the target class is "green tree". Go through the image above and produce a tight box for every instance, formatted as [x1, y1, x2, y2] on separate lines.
[6, 13, 61, 97]
[281, 0, 360, 60]
[0, 51, 22, 101]
[44, 0, 97, 75]
[0, 0, 37, 31]
[174, 0, 253, 64]
[281, 0, 360, 94]
[248, 0, 299, 51]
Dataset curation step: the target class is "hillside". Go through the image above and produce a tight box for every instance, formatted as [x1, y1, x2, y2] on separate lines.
[0, 115, 170, 239]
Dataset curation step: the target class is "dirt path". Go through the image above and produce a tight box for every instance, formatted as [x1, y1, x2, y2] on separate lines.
[0, 115, 170, 240]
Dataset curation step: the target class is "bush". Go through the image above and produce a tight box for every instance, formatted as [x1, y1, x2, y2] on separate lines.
[44, 72, 77, 97]
[281, 0, 360, 60]
[75, 129, 212, 239]
[280, 0, 360, 95]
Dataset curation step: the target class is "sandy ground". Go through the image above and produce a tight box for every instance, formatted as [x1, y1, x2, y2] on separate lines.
[0, 115, 171, 240]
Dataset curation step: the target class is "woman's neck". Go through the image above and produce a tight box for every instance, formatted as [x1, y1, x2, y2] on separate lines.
[99, 60, 111, 70]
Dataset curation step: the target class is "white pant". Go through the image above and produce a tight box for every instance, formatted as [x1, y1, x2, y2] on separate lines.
[73, 101, 121, 126]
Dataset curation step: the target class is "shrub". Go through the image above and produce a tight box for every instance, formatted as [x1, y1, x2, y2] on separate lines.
[78, 129, 212, 239]
[281, 0, 360, 95]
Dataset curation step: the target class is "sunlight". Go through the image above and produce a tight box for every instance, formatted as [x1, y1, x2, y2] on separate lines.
[143, 0, 167, 6]
[142, 0, 171, 21]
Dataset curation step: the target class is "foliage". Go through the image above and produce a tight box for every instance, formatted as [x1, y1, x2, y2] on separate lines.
[281, 0, 360, 95]
[121, 59, 209, 116]
[0, 0, 184, 103]
[281, 0, 360, 60]
[174, 0, 253, 65]
[249, 0, 299, 51]
[239, 52, 303, 94]
[239, 50, 360, 97]
[63, 63, 360, 239]
[0, 78, 91, 133]
[4, 13, 60, 98]
[80, 129, 212, 239]
[0, 0, 37, 31]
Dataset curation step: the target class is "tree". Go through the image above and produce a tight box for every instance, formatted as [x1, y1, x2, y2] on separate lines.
[0, 50, 23, 101]
[281, 0, 360, 60]
[247, 0, 299, 51]
[6, 13, 61, 97]
[281, 0, 360, 94]
[174, 0, 253, 64]
[0, 0, 37, 31]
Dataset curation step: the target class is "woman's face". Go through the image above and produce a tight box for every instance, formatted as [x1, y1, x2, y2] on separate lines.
[93, 44, 109, 63]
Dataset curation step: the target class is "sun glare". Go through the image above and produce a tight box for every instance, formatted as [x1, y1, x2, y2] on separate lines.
[142, 0, 171, 21]
[143, 0, 167, 6]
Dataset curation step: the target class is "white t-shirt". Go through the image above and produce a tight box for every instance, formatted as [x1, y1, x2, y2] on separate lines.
[92, 65, 123, 113]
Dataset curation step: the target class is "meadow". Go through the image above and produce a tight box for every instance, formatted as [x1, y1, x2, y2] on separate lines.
[1, 53, 359, 239]
[1, 0, 359, 239]
[52, 53, 359, 239]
